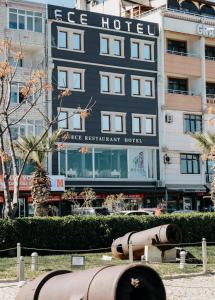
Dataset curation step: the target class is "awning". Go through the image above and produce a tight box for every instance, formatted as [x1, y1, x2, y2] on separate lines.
[166, 184, 207, 192]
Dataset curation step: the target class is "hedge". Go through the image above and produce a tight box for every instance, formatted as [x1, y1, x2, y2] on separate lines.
[0, 213, 215, 253]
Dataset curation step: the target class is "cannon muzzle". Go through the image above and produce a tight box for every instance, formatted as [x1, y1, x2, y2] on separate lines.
[16, 264, 166, 300]
[112, 224, 182, 259]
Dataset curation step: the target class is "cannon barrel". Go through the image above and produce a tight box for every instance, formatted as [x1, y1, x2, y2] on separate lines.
[112, 224, 182, 259]
[16, 264, 166, 300]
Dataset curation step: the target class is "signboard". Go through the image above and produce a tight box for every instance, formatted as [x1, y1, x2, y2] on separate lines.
[48, 5, 159, 37]
[197, 24, 215, 38]
[0, 175, 65, 192]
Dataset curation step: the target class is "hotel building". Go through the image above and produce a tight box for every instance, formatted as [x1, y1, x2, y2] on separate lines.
[47, 5, 160, 211]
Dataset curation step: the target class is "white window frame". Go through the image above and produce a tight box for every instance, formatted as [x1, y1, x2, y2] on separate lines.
[132, 114, 156, 136]
[131, 75, 155, 98]
[100, 72, 125, 95]
[100, 34, 125, 58]
[57, 27, 85, 52]
[57, 108, 85, 132]
[58, 67, 85, 92]
[11, 119, 44, 140]
[130, 38, 154, 62]
[8, 8, 44, 33]
[101, 111, 126, 134]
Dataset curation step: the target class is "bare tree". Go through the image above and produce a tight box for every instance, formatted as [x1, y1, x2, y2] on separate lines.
[0, 40, 94, 218]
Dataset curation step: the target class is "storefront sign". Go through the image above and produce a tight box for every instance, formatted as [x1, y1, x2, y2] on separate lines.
[0, 175, 65, 192]
[197, 24, 215, 38]
[48, 5, 158, 36]
[70, 134, 148, 145]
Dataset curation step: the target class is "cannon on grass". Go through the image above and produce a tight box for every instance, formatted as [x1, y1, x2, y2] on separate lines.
[16, 264, 166, 300]
[112, 224, 182, 261]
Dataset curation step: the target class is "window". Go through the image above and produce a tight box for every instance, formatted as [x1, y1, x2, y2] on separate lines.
[10, 83, 27, 104]
[59, 31, 67, 48]
[205, 45, 215, 60]
[101, 112, 126, 134]
[130, 39, 154, 61]
[11, 119, 43, 140]
[184, 114, 202, 133]
[58, 28, 84, 52]
[100, 34, 124, 58]
[57, 108, 85, 132]
[168, 78, 188, 94]
[59, 147, 157, 180]
[100, 72, 124, 95]
[167, 39, 187, 55]
[131, 76, 155, 98]
[132, 114, 156, 135]
[206, 82, 215, 97]
[58, 70, 67, 88]
[58, 68, 85, 91]
[9, 8, 43, 32]
[180, 154, 200, 174]
[8, 57, 23, 67]
[58, 111, 68, 129]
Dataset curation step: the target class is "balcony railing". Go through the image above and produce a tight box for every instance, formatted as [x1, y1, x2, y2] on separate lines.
[167, 89, 189, 95]
[166, 50, 199, 58]
[206, 94, 215, 104]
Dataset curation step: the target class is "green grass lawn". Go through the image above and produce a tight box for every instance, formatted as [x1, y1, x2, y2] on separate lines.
[0, 246, 214, 280]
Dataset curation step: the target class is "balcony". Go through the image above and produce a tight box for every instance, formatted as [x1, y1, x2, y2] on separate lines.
[4, 28, 44, 50]
[165, 90, 202, 111]
[165, 52, 201, 77]
[206, 94, 215, 105]
[205, 59, 215, 81]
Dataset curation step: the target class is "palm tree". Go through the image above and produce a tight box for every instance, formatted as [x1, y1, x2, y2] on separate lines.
[15, 130, 61, 216]
[192, 132, 215, 203]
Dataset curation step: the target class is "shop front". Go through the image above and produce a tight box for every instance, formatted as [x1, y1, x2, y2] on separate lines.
[0, 175, 65, 217]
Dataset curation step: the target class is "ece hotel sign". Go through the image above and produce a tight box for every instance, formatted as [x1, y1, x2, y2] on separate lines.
[48, 5, 159, 37]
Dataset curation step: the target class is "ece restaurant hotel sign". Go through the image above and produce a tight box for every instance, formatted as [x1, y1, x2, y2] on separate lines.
[48, 5, 159, 37]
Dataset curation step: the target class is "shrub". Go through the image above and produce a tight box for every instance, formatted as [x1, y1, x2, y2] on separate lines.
[0, 213, 215, 253]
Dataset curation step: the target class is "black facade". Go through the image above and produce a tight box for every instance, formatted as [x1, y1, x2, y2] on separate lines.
[48, 5, 160, 203]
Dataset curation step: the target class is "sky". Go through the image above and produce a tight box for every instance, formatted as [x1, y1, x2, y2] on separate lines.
[27, 0, 76, 8]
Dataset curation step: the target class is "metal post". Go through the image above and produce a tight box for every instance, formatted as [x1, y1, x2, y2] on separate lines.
[179, 250, 186, 269]
[202, 238, 207, 274]
[129, 241, 133, 263]
[17, 243, 21, 280]
[31, 252, 39, 271]
[18, 256, 25, 282]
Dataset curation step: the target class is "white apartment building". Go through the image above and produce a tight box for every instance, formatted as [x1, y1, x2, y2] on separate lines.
[0, 0, 46, 216]
[84, 0, 215, 211]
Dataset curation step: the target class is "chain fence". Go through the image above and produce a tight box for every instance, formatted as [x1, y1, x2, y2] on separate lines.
[0, 239, 215, 282]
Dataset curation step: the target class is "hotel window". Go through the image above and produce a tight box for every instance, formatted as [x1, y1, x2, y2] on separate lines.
[168, 78, 188, 94]
[180, 154, 200, 174]
[57, 108, 85, 132]
[58, 111, 68, 129]
[100, 72, 124, 95]
[130, 39, 154, 61]
[58, 28, 84, 52]
[184, 114, 202, 133]
[132, 114, 156, 135]
[101, 112, 126, 134]
[58, 70, 68, 88]
[59, 31, 67, 48]
[8, 56, 23, 67]
[58, 68, 85, 91]
[9, 8, 43, 32]
[131, 76, 155, 98]
[100, 34, 124, 58]
[205, 45, 215, 60]
[167, 39, 187, 55]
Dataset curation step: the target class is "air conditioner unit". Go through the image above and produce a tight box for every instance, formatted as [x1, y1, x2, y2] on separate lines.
[165, 114, 173, 123]
[163, 154, 171, 164]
